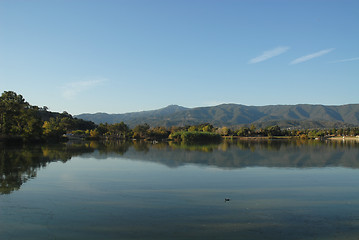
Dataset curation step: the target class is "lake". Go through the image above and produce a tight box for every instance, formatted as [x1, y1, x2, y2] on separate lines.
[1, 140, 359, 240]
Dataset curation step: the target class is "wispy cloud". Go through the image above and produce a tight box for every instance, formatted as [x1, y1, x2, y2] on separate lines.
[249, 46, 290, 64]
[290, 48, 334, 65]
[62, 78, 107, 99]
[204, 100, 225, 106]
[329, 57, 359, 63]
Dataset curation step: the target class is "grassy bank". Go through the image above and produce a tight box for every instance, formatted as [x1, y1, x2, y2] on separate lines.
[327, 136, 359, 141]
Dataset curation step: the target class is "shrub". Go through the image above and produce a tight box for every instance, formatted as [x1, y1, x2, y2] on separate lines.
[181, 131, 221, 144]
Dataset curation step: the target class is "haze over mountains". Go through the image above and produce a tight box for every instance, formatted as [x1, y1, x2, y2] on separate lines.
[75, 104, 359, 129]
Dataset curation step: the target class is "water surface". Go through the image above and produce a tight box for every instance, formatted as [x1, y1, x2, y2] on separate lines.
[1, 140, 359, 239]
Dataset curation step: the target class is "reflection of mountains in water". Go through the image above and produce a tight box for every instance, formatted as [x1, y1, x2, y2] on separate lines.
[1, 140, 359, 194]
[113, 140, 359, 169]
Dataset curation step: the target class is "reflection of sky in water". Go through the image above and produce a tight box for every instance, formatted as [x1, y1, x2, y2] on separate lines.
[1, 143, 359, 240]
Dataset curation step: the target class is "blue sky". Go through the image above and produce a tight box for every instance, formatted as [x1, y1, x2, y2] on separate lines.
[1, 0, 358, 114]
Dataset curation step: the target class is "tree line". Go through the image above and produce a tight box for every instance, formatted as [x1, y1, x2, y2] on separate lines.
[0, 91, 95, 142]
[1, 91, 358, 143]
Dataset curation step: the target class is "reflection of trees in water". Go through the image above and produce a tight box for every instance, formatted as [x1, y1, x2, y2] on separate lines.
[95, 140, 131, 155]
[168, 141, 218, 152]
[1, 140, 359, 194]
[132, 141, 150, 153]
[123, 140, 359, 169]
[0, 142, 95, 194]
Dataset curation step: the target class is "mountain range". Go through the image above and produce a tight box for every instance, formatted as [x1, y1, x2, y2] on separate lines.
[75, 104, 359, 129]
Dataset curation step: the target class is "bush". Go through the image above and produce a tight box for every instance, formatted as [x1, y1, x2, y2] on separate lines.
[181, 131, 221, 144]
[168, 131, 183, 142]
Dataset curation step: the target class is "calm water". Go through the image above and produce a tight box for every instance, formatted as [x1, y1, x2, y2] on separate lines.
[1, 140, 359, 240]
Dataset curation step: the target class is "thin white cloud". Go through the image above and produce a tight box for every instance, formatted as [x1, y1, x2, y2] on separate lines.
[290, 48, 335, 65]
[329, 57, 359, 63]
[204, 100, 224, 106]
[249, 46, 290, 64]
[62, 78, 107, 99]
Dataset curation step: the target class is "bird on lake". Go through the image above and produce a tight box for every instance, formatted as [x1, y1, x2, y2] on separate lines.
[224, 198, 230, 202]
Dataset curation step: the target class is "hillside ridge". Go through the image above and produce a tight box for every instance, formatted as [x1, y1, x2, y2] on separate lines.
[75, 104, 359, 128]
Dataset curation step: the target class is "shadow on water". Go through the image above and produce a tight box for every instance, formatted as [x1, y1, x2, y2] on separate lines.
[1, 139, 359, 194]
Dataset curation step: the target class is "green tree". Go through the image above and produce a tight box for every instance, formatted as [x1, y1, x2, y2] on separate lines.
[201, 124, 214, 132]
[107, 122, 129, 138]
[217, 127, 230, 136]
[148, 126, 170, 140]
[188, 126, 197, 132]
[42, 117, 66, 140]
[250, 124, 256, 135]
[96, 123, 108, 136]
[236, 127, 249, 137]
[133, 123, 150, 139]
[0, 91, 43, 140]
[0, 91, 28, 135]
[266, 125, 281, 137]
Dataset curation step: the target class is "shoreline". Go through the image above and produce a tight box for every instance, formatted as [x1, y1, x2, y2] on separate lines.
[223, 136, 296, 140]
[327, 136, 359, 141]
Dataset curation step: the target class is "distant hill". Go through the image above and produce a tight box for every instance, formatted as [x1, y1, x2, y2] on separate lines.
[75, 104, 359, 129]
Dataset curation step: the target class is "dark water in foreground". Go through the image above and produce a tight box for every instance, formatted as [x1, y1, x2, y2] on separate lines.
[1, 140, 359, 240]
